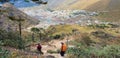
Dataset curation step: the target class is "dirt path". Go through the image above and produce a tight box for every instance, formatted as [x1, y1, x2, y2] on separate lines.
[29, 35, 74, 58]
[41, 36, 74, 58]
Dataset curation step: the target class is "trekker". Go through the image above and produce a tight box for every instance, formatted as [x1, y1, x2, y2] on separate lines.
[60, 42, 67, 57]
[37, 43, 43, 54]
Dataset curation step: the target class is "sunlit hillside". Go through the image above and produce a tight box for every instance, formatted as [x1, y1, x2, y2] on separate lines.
[0, 0, 120, 58]
[47, 0, 101, 10]
[46, 0, 120, 22]
[68, 0, 101, 10]
[47, 0, 120, 11]
[85, 0, 120, 11]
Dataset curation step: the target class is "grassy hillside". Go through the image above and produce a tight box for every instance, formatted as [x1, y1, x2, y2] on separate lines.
[85, 0, 120, 22]
[47, 0, 100, 10]
[96, 10, 120, 22]
[47, 24, 120, 38]
[48, 24, 94, 35]
[48, 0, 120, 11]
[85, 0, 120, 11]
[70, 0, 120, 22]
[68, 0, 100, 10]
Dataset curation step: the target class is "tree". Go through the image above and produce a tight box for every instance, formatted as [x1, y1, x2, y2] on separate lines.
[45, 26, 56, 38]
[31, 27, 40, 42]
[39, 28, 45, 40]
[31, 27, 45, 41]
[9, 15, 24, 39]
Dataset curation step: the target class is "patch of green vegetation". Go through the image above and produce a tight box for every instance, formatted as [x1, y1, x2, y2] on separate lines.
[0, 48, 10, 58]
[47, 50, 59, 54]
[91, 30, 115, 39]
[0, 29, 25, 49]
[47, 24, 93, 36]
[67, 42, 120, 58]
[66, 29, 120, 58]
[88, 23, 119, 29]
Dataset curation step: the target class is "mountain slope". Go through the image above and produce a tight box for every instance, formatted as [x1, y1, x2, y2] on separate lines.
[46, 0, 120, 22]
[85, 0, 120, 11]
[68, 0, 101, 10]
[47, 0, 120, 11]
[85, 0, 120, 22]
[0, 3, 39, 30]
[46, 0, 101, 10]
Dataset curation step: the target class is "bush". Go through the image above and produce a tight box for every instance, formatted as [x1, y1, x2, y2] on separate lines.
[47, 50, 59, 54]
[53, 34, 61, 39]
[91, 30, 114, 39]
[0, 48, 10, 58]
[0, 29, 25, 49]
[81, 34, 93, 46]
[67, 43, 120, 58]
[88, 24, 113, 29]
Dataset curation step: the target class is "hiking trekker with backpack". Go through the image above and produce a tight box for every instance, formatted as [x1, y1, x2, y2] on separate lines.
[37, 43, 43, 54]
[60, 42, 67, 57]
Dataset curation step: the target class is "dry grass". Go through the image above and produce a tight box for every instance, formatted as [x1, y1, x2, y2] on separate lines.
[69, 0, 100, 10]
[96, 10, 120, 22]
[50, 24, 94, 35]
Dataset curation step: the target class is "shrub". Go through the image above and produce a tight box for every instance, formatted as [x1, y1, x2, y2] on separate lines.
[88, 24, 113, 29]
[67, 44, 120, 58]
[81, 34, 93, 46]
[53, 34, 61, 39]
[91, 30, 114, 39]
[0, 48, 10, 58]
[0, 29, 25, 49]
[47, 50, 59, 54]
